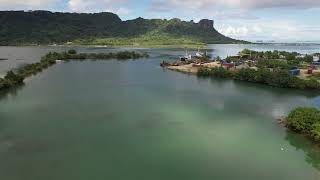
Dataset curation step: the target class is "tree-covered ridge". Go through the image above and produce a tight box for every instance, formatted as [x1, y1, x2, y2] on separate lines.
[0, 11, 122, 44]
[0, 11, 245, 46]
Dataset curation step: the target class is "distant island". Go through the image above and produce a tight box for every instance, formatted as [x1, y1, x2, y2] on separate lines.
[0, 10, 247, 47]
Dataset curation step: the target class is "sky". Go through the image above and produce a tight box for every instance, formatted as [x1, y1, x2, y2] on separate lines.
[0, 0, 320, 42]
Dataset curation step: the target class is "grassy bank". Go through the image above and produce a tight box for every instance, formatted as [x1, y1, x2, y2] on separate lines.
[0, 50, 149, 92]
[69, 36, 207, 48]
[1, 34, 249, 48]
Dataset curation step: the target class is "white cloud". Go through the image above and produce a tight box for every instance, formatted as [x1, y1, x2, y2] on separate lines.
[217, 20, 320, 42]
[148, 0, 320, 42]
[148, 0, 320, 21]
[252, 25, 262, 33]
[0, 0, 129, 11]
[149, 0, 260, 20]
[68, 0, 90, 12]
[0, 0, 61, 9]
[68, 0, 128, 12]
[224, 0, 320, 9]
[105, 7, 130, 16]
[218, 25, 249, 38]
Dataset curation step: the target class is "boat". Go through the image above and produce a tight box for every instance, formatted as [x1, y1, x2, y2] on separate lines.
[180, 49, 192, 61]
[195, 48, 204, 58]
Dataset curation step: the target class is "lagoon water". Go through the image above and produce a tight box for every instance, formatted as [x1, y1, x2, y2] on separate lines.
[0, 44, 320, 180]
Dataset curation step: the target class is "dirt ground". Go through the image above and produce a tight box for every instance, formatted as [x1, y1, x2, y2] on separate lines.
[166, 62, 221, 74]
[298, 69, 320, 79]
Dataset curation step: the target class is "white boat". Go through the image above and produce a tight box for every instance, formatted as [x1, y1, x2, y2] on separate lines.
[195, 48, 204, 58]
[180, 49, 192, 61]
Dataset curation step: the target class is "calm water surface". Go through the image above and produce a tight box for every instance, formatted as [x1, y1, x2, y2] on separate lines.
[0, 44, 320, 180]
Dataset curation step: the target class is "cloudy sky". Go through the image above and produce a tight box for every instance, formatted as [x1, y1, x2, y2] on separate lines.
[1, 0, 320, 42]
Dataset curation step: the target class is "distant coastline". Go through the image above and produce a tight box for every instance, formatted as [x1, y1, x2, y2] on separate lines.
[252, 41, 320, 45]
[0, 42, 250, 49]
[0, 10, 247, 47]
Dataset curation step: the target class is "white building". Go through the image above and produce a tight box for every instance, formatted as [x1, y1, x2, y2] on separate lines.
[296, 54, 306, 58]
[279, 55, 286, 59]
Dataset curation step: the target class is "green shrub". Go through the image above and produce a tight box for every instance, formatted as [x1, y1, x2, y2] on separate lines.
[287, 107, 320, 132]
[211, 67, 234, 78]
[287, 107, 320, 142]
[257, 60, 290, 69]
[0, 78, 10, 89]
[197, 68, 211, 76]
[68, 49, 77, 54]
[265, 70, 295, 88]
[197, 66, 320, 90]
[255, 68, 272, 83]
[305, 79, 320, 89]
[5, 71, 24, 84]
[234, 68, 257, 82]
[311, 123, 320, 141]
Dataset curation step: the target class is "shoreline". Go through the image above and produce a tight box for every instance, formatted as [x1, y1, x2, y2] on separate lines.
[277, 116, 320, 145]
[165, 63, 320, 80]
[165, 61, 222, 74]
[163, 64, 320, 90]
[161, 48, 320, 91]
[0, 44, 205, 49]
[0, 50, 149, 93]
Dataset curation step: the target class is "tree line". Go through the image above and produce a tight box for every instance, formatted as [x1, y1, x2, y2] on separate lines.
[198, 67, 320, 90]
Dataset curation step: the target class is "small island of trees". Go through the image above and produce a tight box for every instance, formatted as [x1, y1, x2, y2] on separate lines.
[286, 107, 320, 143]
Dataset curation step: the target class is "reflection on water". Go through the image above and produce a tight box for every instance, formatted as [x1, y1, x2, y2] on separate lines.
[0, 84, 24, 101]
[286, 131, 320, 170]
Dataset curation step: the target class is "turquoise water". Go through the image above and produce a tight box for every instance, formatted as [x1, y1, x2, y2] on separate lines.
[0, 45, 320, 180]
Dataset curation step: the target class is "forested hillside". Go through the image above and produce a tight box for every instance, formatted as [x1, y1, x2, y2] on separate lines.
[0, 11, 246, 46]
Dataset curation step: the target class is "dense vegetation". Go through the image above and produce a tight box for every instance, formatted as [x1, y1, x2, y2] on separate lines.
[240, 49, 314, 68]
[198, 67, 320, 90]
[196, 48, 320, 90]
[43, 50, 149, 61]
[0, 50, 149, 92]
[286, 107, 320, 142]
[0, 11, 245, 46]
[73, 36, 206, 48]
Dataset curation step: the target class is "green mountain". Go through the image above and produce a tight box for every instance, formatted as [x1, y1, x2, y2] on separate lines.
[0, 11, 248, 47]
